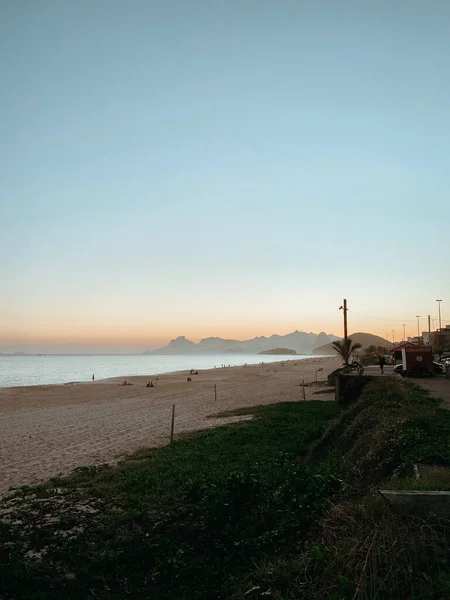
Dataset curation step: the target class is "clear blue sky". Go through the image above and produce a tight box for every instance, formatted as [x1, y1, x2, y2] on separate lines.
[1, 0, 448, 352]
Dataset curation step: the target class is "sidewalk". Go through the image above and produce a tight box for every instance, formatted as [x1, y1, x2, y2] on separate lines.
[416, 377, 450, 410]
[362, 365, 399, 377]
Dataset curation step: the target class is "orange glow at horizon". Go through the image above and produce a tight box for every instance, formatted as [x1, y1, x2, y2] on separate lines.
[0, 317, 399, 349]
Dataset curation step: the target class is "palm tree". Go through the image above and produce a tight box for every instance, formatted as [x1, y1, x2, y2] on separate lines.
[332, 338, 362, 365]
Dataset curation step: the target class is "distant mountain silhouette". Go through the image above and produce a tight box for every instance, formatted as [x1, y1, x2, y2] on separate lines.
[154, 336, 196, 354]
[312, 332, 391, 355]
[147, 331, 340, 355]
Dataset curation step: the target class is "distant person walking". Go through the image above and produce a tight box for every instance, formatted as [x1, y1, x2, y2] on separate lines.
[92, 374, 95, 382]
[378, 355, 385, 374]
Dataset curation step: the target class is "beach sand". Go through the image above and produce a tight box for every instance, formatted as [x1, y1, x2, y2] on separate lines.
[0, 356, 340, 495]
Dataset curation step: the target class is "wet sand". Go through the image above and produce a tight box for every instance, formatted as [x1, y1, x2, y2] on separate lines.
[0, 356, 340, 495]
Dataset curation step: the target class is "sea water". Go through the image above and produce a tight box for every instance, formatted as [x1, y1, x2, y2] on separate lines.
[0, 353, 326, 388]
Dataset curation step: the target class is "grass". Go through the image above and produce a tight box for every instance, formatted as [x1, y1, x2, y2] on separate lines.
[0, 401, 340, 600]
[381, 465, 450, 491]
[230, 380, 450, 600]
[2, 380, 450, 599]
[309, 379, 450, 490]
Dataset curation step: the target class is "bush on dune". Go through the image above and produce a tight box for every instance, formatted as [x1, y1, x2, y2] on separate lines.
[309, 379, 450, 489]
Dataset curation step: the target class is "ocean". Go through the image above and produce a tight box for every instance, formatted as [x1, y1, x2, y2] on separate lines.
[0, 353, 323, 388]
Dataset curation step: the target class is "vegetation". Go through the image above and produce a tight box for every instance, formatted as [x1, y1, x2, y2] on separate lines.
[310, 379, 450, 477]
[312, 333, 391, 356]
[331, 337, 362, 364]
[0, 401, 340, 600]
[298, 380, 450, 599]
[360, 344, 390, 365]
[1, 380, 450, 599]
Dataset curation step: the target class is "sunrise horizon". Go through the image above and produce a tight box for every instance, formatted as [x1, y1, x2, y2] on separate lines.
[1, 311, 444, 354]
[1, 2, 448, 355]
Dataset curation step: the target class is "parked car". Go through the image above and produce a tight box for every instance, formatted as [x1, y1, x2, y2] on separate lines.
[393, 362, 444, 377]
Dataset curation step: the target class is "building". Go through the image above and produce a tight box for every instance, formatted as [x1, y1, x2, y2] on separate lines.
[429, 325, 450, 352]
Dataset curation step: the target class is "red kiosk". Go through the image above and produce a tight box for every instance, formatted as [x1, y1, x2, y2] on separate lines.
[392, 343, 434, 377]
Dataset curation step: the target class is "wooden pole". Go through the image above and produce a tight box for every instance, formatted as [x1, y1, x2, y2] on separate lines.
[170, 404, 175, 443]
[343, 298, 348, 365]
[214, 383, 217, 402]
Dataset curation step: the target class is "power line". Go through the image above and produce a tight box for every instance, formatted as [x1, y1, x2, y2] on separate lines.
[347, 309, 449, 327]
[347, 309, 416, 324]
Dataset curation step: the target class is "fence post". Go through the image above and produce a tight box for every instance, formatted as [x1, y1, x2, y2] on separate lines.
[170, 404, 175, 443]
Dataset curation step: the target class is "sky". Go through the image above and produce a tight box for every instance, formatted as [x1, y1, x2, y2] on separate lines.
[1, 0, 449, 353]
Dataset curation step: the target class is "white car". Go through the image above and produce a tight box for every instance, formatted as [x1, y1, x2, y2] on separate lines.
[393, 362, 444, 376]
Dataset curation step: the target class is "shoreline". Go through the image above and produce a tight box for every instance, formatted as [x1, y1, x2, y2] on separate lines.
[1, 353, 334, 390]
[0, 356, 340, 495]
[97, 354, 333, 384]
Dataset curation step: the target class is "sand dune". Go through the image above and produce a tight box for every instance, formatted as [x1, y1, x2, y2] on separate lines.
[0, 356, 340, 495]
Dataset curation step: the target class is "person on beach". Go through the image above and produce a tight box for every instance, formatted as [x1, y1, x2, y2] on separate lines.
[92, 374, 95, 382]
[378, 354, 385, 374]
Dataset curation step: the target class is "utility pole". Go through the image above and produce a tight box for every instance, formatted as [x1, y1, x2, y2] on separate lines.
[392, 330, 395, 347]
[416, 315, 420, 340]
[339, 299, 348, 365]
[402, 324, 406, 342]
[436, 299, 442, 331]
[428, 315, 431, 345]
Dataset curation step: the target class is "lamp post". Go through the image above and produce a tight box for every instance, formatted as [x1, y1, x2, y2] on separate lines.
[402, 324, 406, 342]
[416, 315, 420, 340]
[436, 299, 442, 331]
[339, 299, 348, 365]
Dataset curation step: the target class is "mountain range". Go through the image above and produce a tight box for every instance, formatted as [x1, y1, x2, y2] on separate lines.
[312, 332, 391, 355]
[146, 331, 340, 355]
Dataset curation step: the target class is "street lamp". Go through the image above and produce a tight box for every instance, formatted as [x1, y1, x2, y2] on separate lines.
[436, 299, 442, 331]
[416, 315, 420, 339]
[402, 324, 406, 341]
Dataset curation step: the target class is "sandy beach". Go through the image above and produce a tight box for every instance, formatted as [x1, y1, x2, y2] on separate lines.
[0, 356, 340, 495]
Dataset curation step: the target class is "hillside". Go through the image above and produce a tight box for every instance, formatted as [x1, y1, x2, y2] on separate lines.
[148, 331, 340, 355]
[312, 332, 390, 355]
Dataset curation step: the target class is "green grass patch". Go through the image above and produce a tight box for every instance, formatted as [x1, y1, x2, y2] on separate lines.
[0, 401, 340, 600]
[309, 379, 450, 489]
[2, 380, 450, 600]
